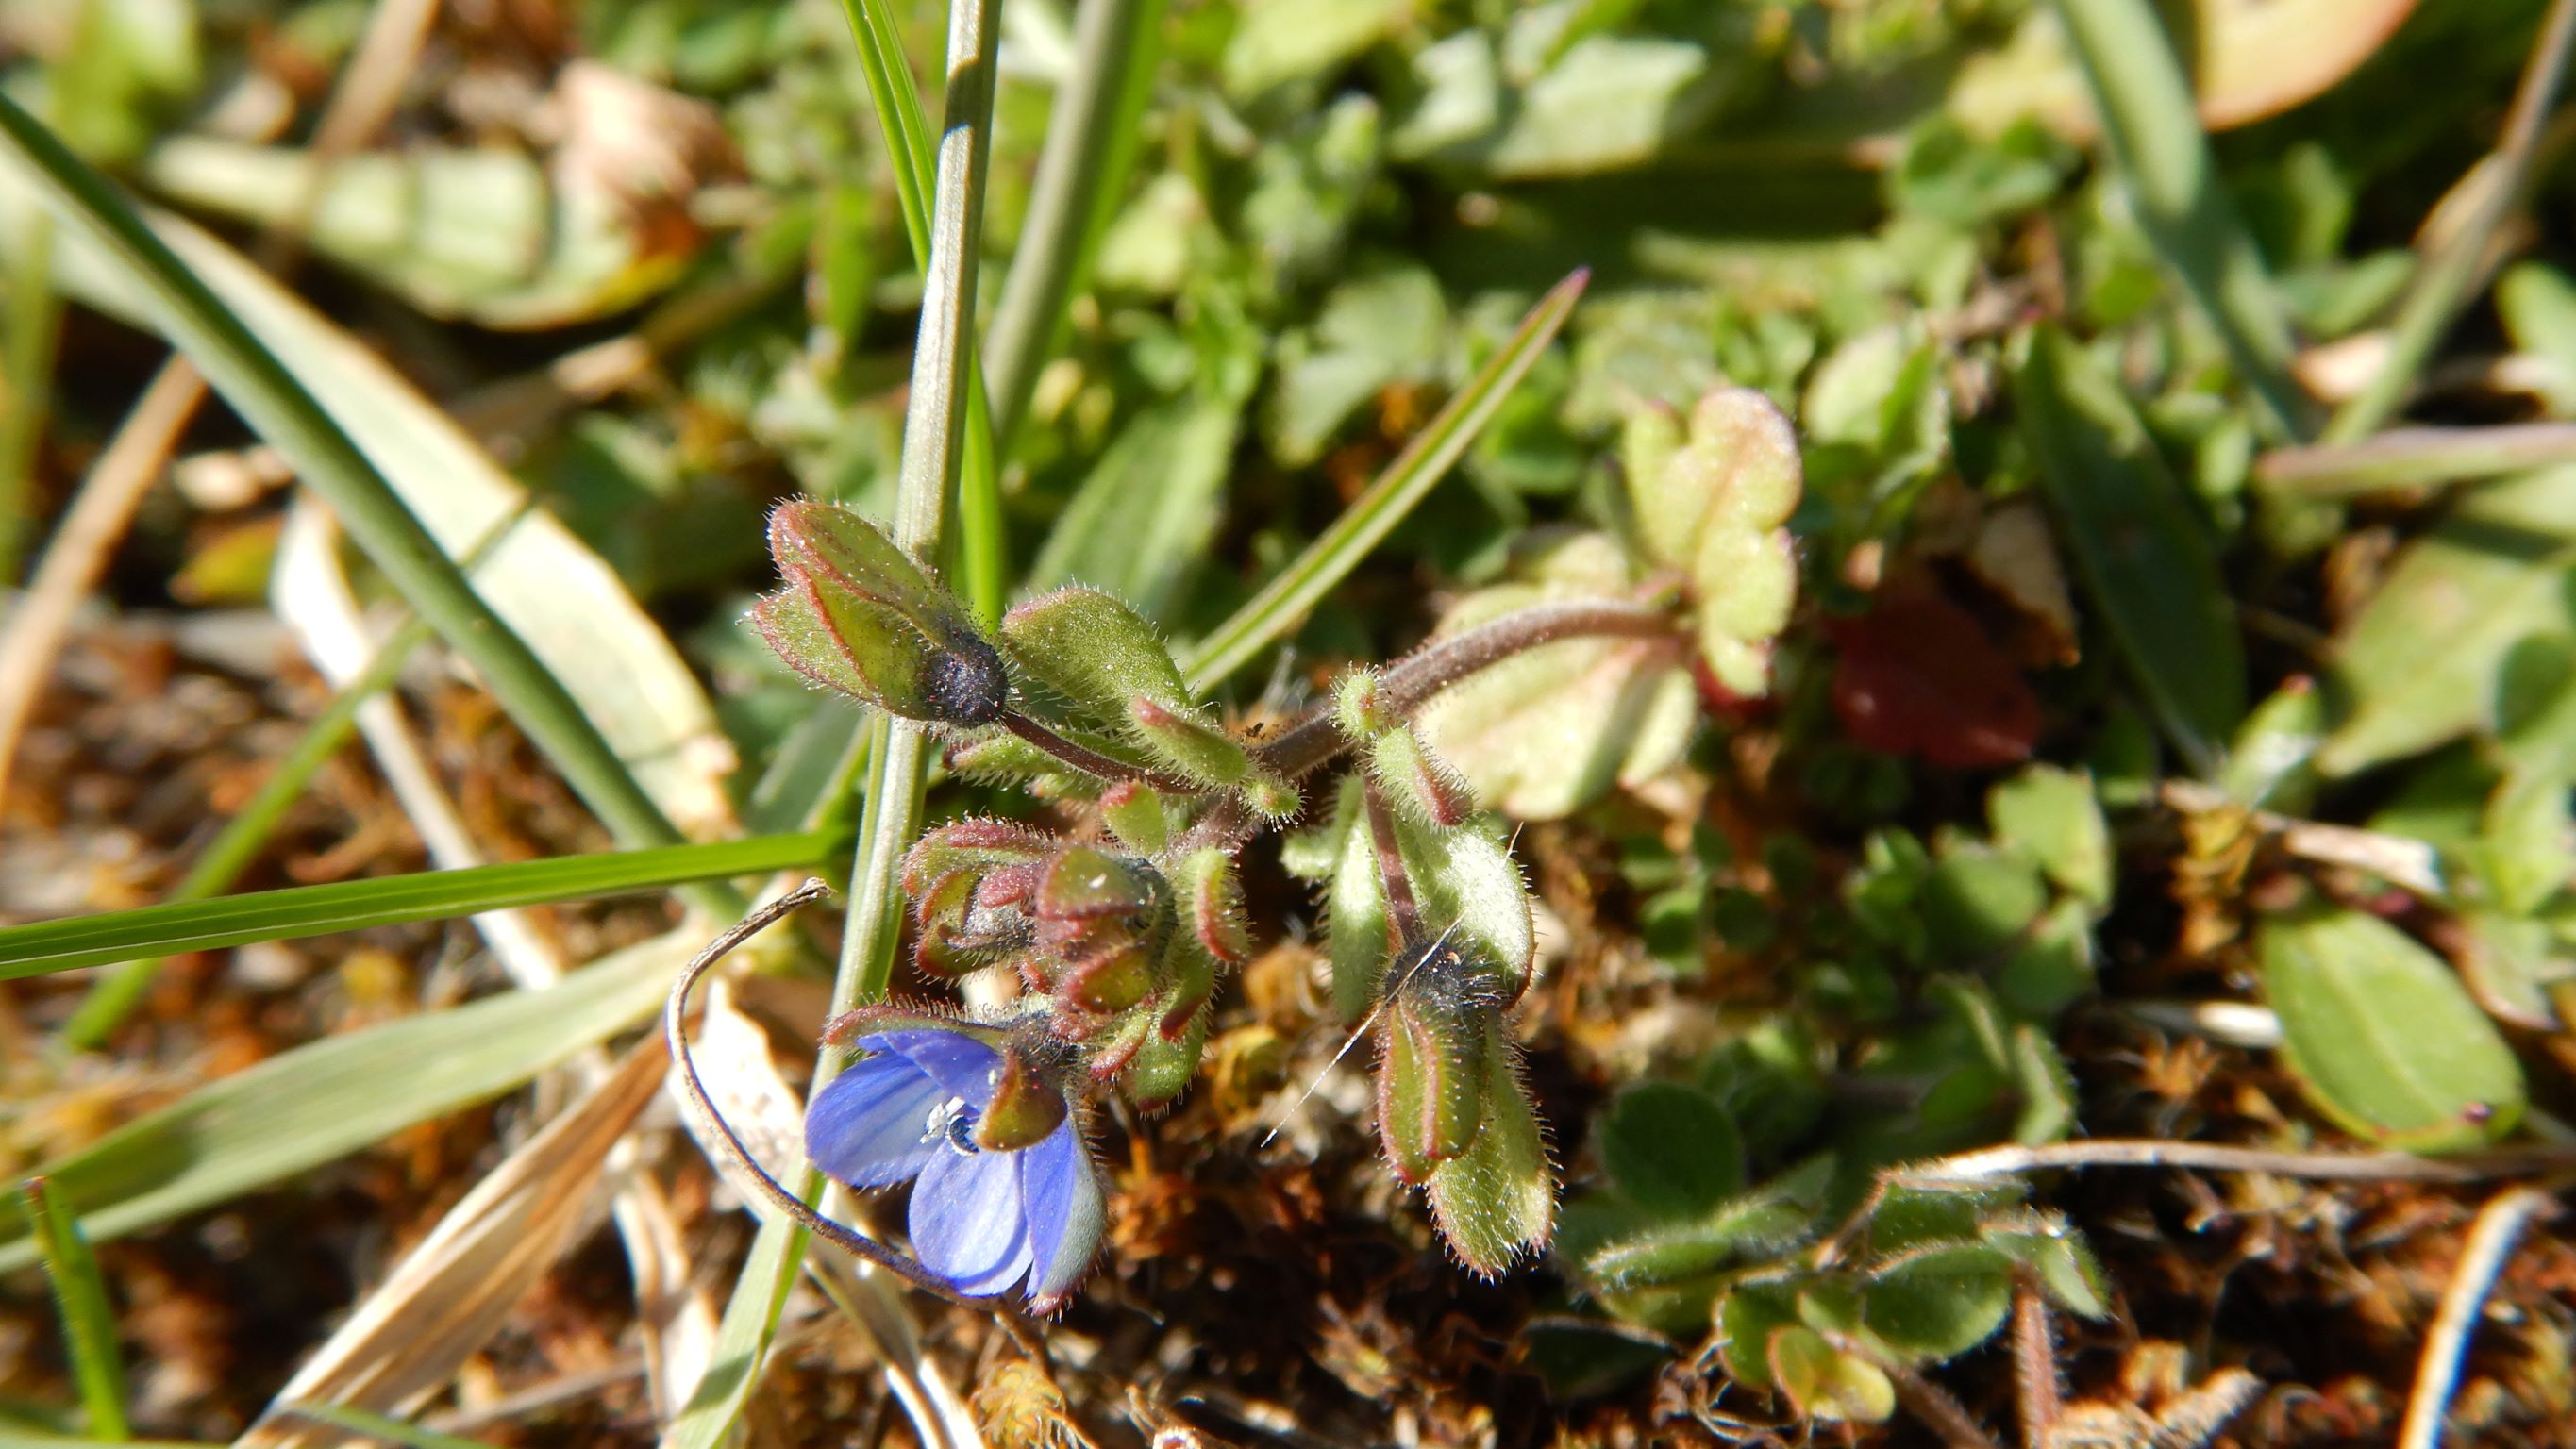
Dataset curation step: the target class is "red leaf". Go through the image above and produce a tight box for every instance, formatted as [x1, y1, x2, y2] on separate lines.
[1829, 586, 2040, 768]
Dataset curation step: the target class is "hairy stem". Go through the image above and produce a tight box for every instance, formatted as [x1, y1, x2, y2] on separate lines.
[998, 709, 1201, 794]
[1255, 599, 1681, 779]
[1361, 775, 1426, 946]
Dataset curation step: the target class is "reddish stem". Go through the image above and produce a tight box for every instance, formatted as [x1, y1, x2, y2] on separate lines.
[1253, 599, 1681, 780]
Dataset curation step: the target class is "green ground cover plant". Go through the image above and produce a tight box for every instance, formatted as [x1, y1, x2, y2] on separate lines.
[7, 0, 2576, 1445]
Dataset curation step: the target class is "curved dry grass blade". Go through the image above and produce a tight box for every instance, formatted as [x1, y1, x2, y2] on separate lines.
[2399, 1186, 2564, 1449]
[277, 508, 720, 1423]
[0, 358, 197, 817]
[238, 1039, 674, 1449]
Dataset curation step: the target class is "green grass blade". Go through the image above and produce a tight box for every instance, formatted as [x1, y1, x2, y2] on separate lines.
[2257, 423, 2576, 500]
[0, 928, 700, 1272]
[838, 0, 935, 262]
[833, 0, 1005, 621]
[2016, 324, 2246, 774]
[0, 210, 60, 585]
[267, 1405, 503, 1449]
[2319, 0, 2576, 445]
[18, 1179, 127, 1440]
[671, 4, 1002, 1442]
[0, 92, 698, 869]
[1181, 268, 1589, 693]
[2049, 0, 2314, 439]
[0, 833, 829, 979]
[983, 0, 1166, 453]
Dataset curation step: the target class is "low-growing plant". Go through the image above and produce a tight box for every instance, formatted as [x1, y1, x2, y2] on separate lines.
[670, 383, 1808, 1306]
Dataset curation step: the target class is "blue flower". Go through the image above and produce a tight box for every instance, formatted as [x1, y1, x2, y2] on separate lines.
[804, 1027, 1103, 1307]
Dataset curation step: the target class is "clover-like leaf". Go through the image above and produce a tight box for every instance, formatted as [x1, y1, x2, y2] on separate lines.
[1766, 1326, 1895, 1423]
[1622, 386, 1803, 696]
[1988, 763, 2112, 907]
[1597, 1080, 1744, 1218]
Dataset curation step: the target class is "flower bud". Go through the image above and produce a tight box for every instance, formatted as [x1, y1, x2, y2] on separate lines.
[1032, 846, 1172, 1015]
[903, 820, 1054, 975]
[754, 502, 1008, 726]
[1335, 671, 1479, 828]
[1097, 780, 1171, 855]
[1172, 847, 1252, 969]
[1119, 1008, 1209, 1111]
[1374, 934, 1513, 1183]
[1423, 1023, 1556, 1278]
[1003, 588, 1293, 806]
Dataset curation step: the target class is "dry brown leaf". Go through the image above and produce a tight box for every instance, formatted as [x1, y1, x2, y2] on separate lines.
[1965, 498, 2082, 665]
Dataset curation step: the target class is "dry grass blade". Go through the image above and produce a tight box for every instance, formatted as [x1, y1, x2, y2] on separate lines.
[2398, 1185, 2564, 1449]
[280, 497, 718, 1418]
[0, 357, 199, 814]
[273, 502, 560, 977]
[607, 1155, 717, 1424]
[282, 501, 717, 1418]
[2160, 779, 2447, 896]
[238, 1036, 675, 1449]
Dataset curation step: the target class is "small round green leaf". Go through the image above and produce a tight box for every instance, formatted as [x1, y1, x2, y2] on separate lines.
[1599, 1081, 1745, 1217]
[2260, 905, 2526, 1151]
[1767, 1326, 1896, 1423]
[1863, 1243, 2015, 1361]
[1988, 764, 2113, 907]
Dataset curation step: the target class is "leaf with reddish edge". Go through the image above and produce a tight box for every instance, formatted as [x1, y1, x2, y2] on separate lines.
[1830, 586, 2041, 769]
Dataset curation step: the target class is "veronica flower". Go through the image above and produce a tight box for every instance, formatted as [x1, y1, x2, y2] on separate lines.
[805, 1025, 1104, 1308]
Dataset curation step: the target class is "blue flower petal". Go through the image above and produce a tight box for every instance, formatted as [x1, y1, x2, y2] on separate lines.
[1020, 1120, 1104, 1308]
[853, 1029, 1002, 1106]
[805, 1052, 945, 1190]
[910, 1140, 1032, 1296]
